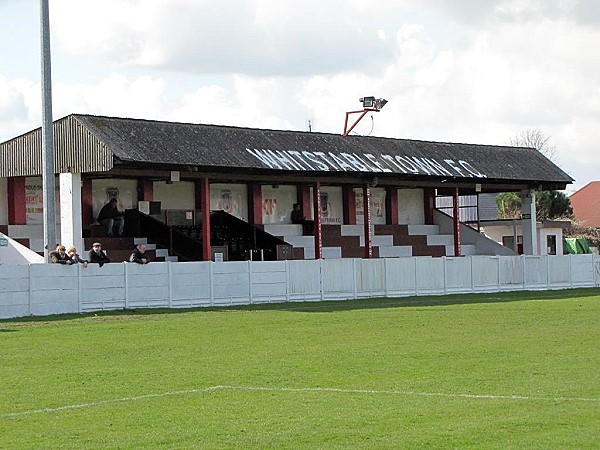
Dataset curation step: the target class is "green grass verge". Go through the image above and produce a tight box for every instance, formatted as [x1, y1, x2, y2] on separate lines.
[1, 289, 599, 449]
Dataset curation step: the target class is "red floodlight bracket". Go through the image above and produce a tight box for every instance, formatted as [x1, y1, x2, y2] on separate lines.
[343, 109, 378, 137]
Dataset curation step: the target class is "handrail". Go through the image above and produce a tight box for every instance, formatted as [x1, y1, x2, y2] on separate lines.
[131, 209, 291, 261]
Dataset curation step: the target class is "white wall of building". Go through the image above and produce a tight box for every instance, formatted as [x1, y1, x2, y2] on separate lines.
[262, 185, 297, 224]
[398, 189, 424, 224]
[210, 183, 248, 221]
[154, 180, 195, 210]
[92, 179, 137, 221]
[25, 176, 61, 226]
[539, 227, 564, 256]
[355, 187, 386, 225]
[320, 186, 343, 225]
[483, 223, 564, 255]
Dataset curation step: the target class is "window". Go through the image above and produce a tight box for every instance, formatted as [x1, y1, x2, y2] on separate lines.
[502, 235, 523, 254]
[547, 235, 557, 255]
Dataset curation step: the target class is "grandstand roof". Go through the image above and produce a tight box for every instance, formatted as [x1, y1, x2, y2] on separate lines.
[1, 114, 573, 191]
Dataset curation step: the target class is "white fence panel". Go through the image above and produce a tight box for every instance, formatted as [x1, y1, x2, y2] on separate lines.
[322, 259, 355, 300]
[498, 256, 525, 290]
[80, 264, 126, 312]
[212, 261, 250, 306]
[571, 254, 595, 287]
[170, 262, 211, 308]
[548, 255, 571, 288]
[29, 264, 79, 316]
[0, 265, 30, 318]
[288, 260, 321, 302]
[126, 263, 170, 309]
[1, 254, 599, 320]
[355, 259, 386, 298]
[471, 256, 500, 292]
[445, 257, 473, 293]
[385, 258, 417, 296]
[415, 257, 445, 295]
[250, 261, 288, 303]
[523, 256, 549, 290]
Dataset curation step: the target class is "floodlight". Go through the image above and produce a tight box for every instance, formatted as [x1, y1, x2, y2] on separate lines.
[374, 98, 388, 110]
[343, 96, 390, 136]
[360, 96, 375, 108]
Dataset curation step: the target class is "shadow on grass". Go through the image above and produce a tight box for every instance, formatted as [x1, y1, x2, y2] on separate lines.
[213, 287, 600, 313]
[2, 287, 599, 326]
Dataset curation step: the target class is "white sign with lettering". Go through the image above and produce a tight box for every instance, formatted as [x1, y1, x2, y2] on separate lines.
[246, 148, 488, 178]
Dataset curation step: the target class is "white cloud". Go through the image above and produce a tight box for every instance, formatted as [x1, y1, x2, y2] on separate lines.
[50, 0, 394, 75]
[2, 0, 600, 192]
[53, 74, 167, 119]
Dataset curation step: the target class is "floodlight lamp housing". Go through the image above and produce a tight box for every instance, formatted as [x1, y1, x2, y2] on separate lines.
[360, 96, 375, 108]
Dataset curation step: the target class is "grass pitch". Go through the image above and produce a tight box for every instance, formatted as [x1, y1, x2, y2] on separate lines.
[1, 289, 599, 449]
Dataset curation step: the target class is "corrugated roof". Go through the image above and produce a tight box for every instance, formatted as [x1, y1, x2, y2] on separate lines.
[1, 114, 573, 189]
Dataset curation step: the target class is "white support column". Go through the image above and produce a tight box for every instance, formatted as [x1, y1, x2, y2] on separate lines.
[520, 190, 538, 255]
[59, 172, 83, 252]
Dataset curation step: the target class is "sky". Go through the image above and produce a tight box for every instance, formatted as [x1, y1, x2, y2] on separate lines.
[1, 0, 599, 194]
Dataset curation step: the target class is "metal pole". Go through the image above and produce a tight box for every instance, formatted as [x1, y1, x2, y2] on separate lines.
[40, 0, 56, 262]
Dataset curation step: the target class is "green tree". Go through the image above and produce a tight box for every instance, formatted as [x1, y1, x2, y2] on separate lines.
[496, 192, 521, 219]
[536, 190, 573, 220]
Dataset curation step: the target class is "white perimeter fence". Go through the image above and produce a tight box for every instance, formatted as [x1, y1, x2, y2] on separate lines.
[1, 254, 599, 319]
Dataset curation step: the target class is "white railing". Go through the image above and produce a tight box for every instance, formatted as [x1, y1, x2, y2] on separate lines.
[1, 254, 598, 319]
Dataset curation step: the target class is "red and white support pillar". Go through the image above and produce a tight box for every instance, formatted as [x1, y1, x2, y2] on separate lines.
[363, 183, 373, 258]
[313, 181, 322, 259]
[200, 177, 211, 261]
[452, 187, 461, 257]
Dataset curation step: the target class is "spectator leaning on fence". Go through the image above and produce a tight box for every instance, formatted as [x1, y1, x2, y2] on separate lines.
[88, 242, 110, 267]
[67, 245, 88, 268]
[50, 245, 74, 264]
[129, 243, 150, 264]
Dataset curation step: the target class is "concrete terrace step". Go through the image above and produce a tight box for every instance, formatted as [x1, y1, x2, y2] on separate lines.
[378, 246, 413, 257]
[263, 224, 303, 237]
[341, 224, 367, 236]
[445, 244, 477, 256]
[268, 223, 484, 260]
[426, 234, 454, 246]
[284, 235, 316, 248]
[407, 224, 440, 235]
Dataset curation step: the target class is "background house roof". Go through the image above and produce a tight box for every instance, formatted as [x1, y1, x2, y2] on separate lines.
[570, 181, 600, 227]
[1, 114, 573, 191]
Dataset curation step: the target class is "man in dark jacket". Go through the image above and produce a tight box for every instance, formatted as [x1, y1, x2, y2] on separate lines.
[97, 198, 125, 236]
[88, 242, 110, 267]
[129, 243, 150, 264]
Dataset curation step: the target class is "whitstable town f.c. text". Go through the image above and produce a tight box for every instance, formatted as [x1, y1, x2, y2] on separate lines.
[246, 148, 488, 178]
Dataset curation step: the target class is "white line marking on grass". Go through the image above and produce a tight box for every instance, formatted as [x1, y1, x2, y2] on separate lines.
[2, 385, 598, 418]
[217, 385, 600, 403]
[1, 386, 222, 418]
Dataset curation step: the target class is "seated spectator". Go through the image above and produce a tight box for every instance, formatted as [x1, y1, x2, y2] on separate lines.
[129, 243, 150, 264]
[67, 245, 88, 268]
[97, 198, 125, 237]
[50, 245, 74, 264]
[291, 203, 314, 235]
[88, 242, 110, 267]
